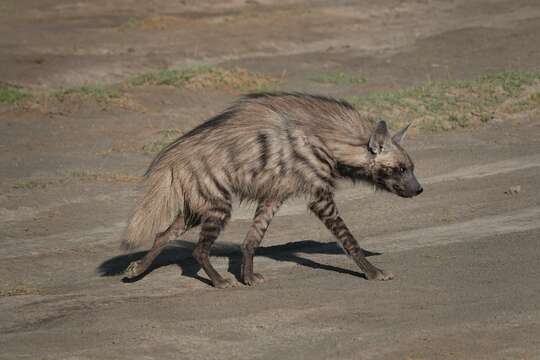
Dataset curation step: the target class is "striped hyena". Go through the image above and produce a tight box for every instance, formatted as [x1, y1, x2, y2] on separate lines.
[122, 93, 423, 288]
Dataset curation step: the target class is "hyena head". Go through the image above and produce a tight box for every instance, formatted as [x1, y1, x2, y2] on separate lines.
[367, 120, 423, 198]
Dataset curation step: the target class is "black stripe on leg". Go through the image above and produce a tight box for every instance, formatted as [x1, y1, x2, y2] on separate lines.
[311, 200, 330, 217]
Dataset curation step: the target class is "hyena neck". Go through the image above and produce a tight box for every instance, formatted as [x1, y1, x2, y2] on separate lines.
[335, 149, 376, 182]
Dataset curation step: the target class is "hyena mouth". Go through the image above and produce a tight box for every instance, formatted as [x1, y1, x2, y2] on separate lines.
[372, 180, 388, 192]
[391, 184, 412, 198]
[392, 184, 408, 197]
[392, 184, 422, 198]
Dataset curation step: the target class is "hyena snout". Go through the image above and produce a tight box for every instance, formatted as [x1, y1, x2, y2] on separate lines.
[381, 168, 423, 198]
[394, 175, 423, 198]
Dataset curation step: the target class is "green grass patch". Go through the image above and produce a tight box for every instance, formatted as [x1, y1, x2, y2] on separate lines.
[0, 84, 30, 104]
[346, 69, 540, 131]
[142, 128, 184, 155]
[124, 17, 140, 28]
[130, 68, 198, 86]
[12, 179, 52, 190]
[130, 66, 279, 92]
[312, 71, 367, 86]
[504, 91, 540, 113]
[53, 85, 122, 102]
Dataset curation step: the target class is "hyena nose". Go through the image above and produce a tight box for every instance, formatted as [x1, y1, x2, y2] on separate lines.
[416, 186, 423, 195]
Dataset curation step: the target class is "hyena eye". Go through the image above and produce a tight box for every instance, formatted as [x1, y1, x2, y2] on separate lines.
[399, 166, 406, 174]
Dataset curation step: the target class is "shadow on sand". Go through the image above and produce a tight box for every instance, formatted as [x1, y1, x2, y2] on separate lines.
[97, 240, 381, 286]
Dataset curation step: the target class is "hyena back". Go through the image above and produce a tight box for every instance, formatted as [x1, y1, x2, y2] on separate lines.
[122, 92, 422, 288]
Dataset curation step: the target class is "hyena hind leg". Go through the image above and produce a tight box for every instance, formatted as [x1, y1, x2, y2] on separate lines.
[125, 215, 185, 279]
[308, 193, 393, 281]
[241, 200, 281, 286]
[192, 206, 233, 288]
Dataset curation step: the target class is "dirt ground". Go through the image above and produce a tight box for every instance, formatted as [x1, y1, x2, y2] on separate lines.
[1, 1, 540, 359]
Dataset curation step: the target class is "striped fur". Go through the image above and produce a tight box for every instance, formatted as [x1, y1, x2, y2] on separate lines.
[122, 92, 422, 287]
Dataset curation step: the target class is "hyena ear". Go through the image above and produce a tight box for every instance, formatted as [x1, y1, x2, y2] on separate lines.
[368, 120, 390, 155]
[392, 122, 412, 144]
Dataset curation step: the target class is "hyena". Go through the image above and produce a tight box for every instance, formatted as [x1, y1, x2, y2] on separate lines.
[122, 92, 423, 288]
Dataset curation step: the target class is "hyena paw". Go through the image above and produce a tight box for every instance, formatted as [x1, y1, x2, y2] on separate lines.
[213, 277, 236, 289]
[244, 273, 265, 286]
[124, 260, 144, 279]
[366, 269, 394, 281]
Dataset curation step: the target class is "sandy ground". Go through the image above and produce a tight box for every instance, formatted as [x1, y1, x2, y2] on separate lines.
[1, 1, 540, 359]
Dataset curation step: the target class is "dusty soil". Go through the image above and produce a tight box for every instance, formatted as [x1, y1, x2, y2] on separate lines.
[1, 1, 540, 359]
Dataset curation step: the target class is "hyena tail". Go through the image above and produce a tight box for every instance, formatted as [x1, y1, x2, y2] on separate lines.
[121, 167, 183, 250]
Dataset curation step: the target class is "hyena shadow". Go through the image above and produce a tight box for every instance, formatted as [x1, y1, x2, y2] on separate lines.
[97, 240, 380, 285]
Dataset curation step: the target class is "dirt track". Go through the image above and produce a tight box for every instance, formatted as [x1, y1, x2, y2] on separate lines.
[1, 1, 540, 359]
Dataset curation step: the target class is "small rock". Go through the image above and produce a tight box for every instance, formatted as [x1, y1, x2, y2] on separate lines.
[505, 185, 521, 195]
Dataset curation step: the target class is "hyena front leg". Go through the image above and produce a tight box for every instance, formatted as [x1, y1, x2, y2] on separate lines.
[125, 215, 185, 279]
[241, 200, 281, 286]
[309, 193, 394, 281]
[193, 204, 233, 288]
